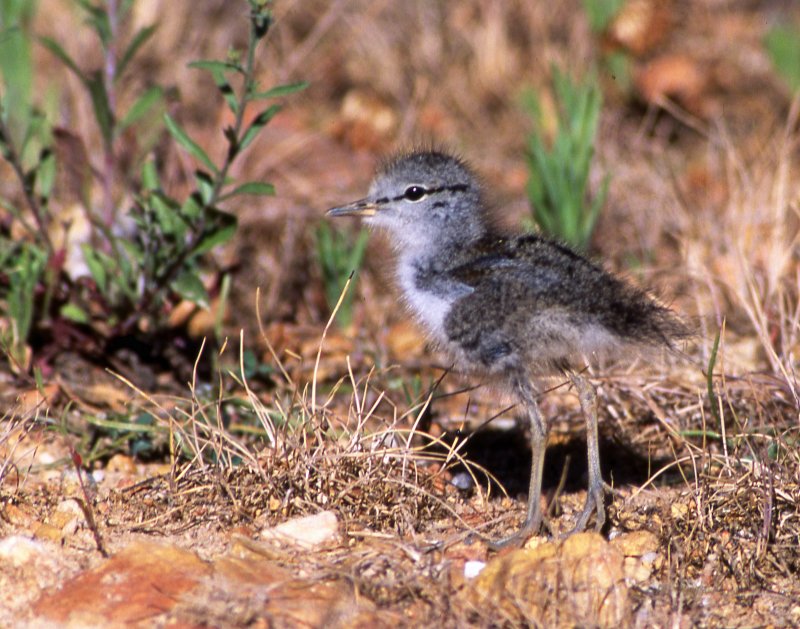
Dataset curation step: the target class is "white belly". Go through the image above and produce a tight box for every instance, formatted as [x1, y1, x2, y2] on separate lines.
[396, 258, 470, 343]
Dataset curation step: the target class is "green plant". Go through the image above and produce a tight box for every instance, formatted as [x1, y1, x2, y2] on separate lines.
[581, 0, 624, 33]
[602, 50, 633, 93]
[764, 23, 800, 93]
[315, 223, 369, 327]
[0, 1, 37, 149]
[39, 1, 165, 230]
[1, 244, 46, 368]
[580, 0, 632, 96]
[0, 1, 55, 371]
[523, 67, 609, 251]
[0, 0, 305, 371]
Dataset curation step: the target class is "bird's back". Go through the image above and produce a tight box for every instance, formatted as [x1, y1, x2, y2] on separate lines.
[439, 233, 691, 376]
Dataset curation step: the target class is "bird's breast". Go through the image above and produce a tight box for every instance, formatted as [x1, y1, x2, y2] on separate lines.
[395, 258, 470, 343]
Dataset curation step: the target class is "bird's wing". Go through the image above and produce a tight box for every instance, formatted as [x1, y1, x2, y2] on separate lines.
[447, 251, 572, 297]
[443, 251, 578, 371]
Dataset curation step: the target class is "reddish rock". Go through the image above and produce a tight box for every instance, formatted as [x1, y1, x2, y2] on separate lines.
[33, 541, 211, 626]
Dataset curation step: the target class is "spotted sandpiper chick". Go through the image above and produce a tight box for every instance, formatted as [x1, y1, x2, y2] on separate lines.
[327, 150, 690, 546]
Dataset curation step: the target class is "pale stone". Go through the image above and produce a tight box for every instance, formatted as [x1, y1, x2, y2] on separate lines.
[260, 510, 340, 549]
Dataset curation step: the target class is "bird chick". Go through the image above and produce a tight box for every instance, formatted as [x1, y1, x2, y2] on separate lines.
[327, 150, 691, 546]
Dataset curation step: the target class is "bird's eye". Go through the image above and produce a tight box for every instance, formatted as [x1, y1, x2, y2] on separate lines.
[403, 185, 427, 201]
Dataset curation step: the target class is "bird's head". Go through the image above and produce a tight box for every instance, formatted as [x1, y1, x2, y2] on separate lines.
[326, 151, 487, 252]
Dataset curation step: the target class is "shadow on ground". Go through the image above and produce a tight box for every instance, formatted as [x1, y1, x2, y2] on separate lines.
[444, 424, 675, 506]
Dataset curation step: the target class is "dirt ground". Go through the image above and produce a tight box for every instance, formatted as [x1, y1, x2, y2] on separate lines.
[2, 1, 800, 627]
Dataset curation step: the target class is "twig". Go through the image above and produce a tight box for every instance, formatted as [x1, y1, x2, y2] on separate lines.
[69, 447, 108, 557]
[312, 270, 353, 414]
[101, 0, 119, 228]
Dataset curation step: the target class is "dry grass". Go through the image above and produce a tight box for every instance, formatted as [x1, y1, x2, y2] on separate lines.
[100, 289, 494, 542]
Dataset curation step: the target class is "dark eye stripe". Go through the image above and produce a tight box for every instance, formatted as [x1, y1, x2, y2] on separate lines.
[389, 183, 469, 202]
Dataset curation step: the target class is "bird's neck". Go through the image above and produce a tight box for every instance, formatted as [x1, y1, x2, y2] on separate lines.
[394, 238, 471, 302]
[394, 243, 472, 343]
[387, 217, 489, 341]
[388, 216, 487, 262]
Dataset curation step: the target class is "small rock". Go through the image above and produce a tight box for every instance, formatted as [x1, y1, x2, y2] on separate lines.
[260, 510, 339, 549]
[671, 502, 689, 519]
[52, 499, 85, 536]
[61, 468, 98, 493]
[1, 504, 35, 528]
[610, 530, 662, 583]
[610, 530, 659, 557]
[106, 453, 137, 474]
[606, 0, 673, 56]
[467, 532, 629, 628]
[450, 471, 474, 491]
[560, 533, 628, 625]
[0, 535, 50, 567]
[464, 560, 486, 579]
[33, 523, 64, 543]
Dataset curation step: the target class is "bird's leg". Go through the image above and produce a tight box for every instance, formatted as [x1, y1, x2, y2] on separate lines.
[568, 372, 605, 533]
[489, 378, 548, 549]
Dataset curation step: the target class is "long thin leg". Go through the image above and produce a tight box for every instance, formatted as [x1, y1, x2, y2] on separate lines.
[489, 377, 548, 549]
[568, 372, 605, 533]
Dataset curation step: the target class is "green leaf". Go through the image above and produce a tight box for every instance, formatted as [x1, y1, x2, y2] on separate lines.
[163, 113, 218, 173]
[141, 158, 160, 190]
[8, 245, 46, 344]
[314, 223, 368, 327]
[77, 0, 112, 46]
[60, 302, 90, 324]
[237, 104, 281, 153]
[348, 228, 370, 272]
[114, 243, 133, 283]
[765, 24, 800, 92]
[116, 25, 157, 80]
[219, 181, 275, 200]
[86, 71, 114, 147]
[194, 169, 215, 205]
[82, 245, 110, 294]
[150, 191, 187, 238]
[189, 60, 240, 113]
[188, 59, 241, 73]
[36, 148, 56, 201]
[118, 86, 163, 132]
[523, 68, 605, 249]
[581, 0, 624, 32]
[213, 69, 238, 114]
[171, 271, 209, 307]
[192, 210, 237, 256]
[0, 25, 33, 146]
[604, 51, 632, 93]
[38, 36, 87, 83]
[120, 239, 144, 265]
[249, 81, 308, 100]
[180, 194, 202, 220]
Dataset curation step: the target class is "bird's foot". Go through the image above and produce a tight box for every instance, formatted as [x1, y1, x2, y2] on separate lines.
[487, 514, 550, 550]
[566, 481, 606, 537]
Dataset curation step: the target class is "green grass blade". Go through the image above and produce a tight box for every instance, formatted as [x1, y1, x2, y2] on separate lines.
[164, 113, 219, 174]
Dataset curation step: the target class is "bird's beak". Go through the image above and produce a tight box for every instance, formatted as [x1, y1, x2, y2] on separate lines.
[326, 198, 377, 217]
